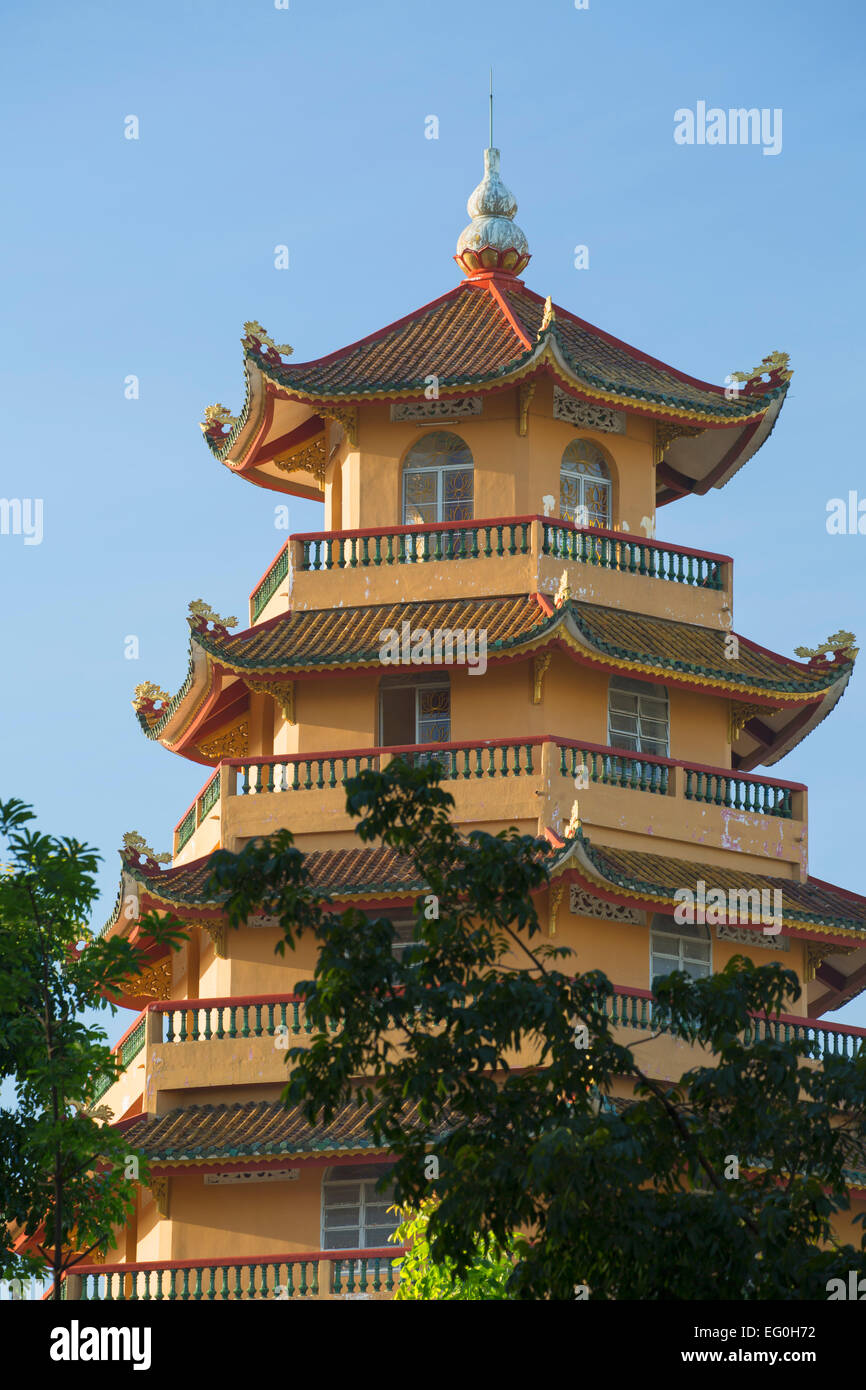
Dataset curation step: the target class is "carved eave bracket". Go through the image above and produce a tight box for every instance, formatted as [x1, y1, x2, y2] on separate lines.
[518, 381, 536, 436]
[196, 719, 249, 761]
[654, 420, 703, 467]
[149, 1178, 169, 1219]
[729, 701, 767, 744]
[532, 652, 551, 704]
[135, 956, 172, 1001]
[320, 405, 358, 449]
[204, 921, 227, 959]
[548, 880, 565, 936]
[274, 436, 327, 487]
[246, 679, 295, 725]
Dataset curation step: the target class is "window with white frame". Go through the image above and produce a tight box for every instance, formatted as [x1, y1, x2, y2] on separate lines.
[402, 431, 474, 524]
[560, 439, 611, 528]
[379, 673, 452, 771]
[650, 914, 711, 986]
[607, 676, 669, 757]
[321, 1163, 397, 1251]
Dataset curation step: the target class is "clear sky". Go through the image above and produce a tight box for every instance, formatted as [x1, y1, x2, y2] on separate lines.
[1, 0, 864, 1045]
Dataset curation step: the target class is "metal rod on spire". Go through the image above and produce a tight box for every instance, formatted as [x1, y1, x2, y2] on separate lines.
[489, 67, 493, 148]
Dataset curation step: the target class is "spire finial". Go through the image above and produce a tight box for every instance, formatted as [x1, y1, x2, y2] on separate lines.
[454, 135, 531, 281]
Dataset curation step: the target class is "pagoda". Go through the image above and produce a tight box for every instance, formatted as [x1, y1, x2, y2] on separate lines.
[76, 145, 866, 1301]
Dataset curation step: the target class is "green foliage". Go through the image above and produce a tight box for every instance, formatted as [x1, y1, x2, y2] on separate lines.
[0, 798, 187, 1294]
[392, 1198, 528, 1300]
[211, 759, 866, 1300]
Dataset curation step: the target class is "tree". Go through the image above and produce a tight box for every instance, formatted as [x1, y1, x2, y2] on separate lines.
[210, 759, 866, 1300]
[391, 1198, 527, 1300]
[0, 799, 186, 1297]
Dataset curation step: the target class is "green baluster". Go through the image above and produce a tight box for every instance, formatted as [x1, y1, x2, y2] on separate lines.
[541, 522, 551, 556]
[178, 1008, 188, 1043]
[559, 746, 568, 776]
[219, 1266, 230, 1300]
[180, 1268, 190, 1300]
[254, 1004, 263, 1037]
[206, 1266, 217, 1300]
[241, 763, 251, 795]
[525, 744, 534, 774]
[302, 542, 311, 571]
[203, 1007, 212, 1042]
[169, 1269, 178, 1300]
[241, 1006, 250, 1038]
[228, 1005, 237, 1038]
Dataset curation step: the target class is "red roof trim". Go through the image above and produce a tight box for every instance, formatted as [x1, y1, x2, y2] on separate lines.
[514, 285, 769, 402]
[485, 278, 533, 351]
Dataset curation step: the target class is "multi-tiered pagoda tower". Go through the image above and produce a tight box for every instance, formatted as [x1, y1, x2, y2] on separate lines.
[80, 147, 866, 1301]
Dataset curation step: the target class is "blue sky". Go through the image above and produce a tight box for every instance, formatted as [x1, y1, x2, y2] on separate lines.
[1, 0, 864, 1043]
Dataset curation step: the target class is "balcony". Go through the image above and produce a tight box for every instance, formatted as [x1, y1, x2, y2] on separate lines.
[62, 1249, 403, 1301]
[172, 737, 807, 875]
[249, 517, 733, 628]
[91, 1009, 147, 1107]
[100, 988, 866, 1113]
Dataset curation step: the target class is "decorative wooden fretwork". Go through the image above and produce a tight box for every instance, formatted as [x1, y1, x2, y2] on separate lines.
[569, 887, 645, 925]
[548, 880, 565, 936]
[716, 923, 789, 952]
[245, 679, 295, 725]
[196, 719, 249, 761]
[729, 702, 767, 743]
[149, 1178, 169, 1219]
[204, 1169, 301, 1186]
[517, 382, 536, 436]
[532, 652, 551, 704]
[134, 956, 172, 1001]
[274, 436, 327, 487]
[319, 405, 358, 448]
[204, 921, 227, 959]
[390, 397, 482, 422]
[805, 941, 854, 982]
[553, 387, 625, 436]
[654, 420, 703, 464]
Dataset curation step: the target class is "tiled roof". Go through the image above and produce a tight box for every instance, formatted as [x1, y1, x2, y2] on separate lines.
[271, 283, 525, 395]
[210, 594, 540, 670]
[568, 604, 839, 695]
[172, 595, 843, 699]
[137, 594, 849, 753]
[224, 281, 778, 423]
[569, 834, 866, 937]
[504, 287, 749, 415]
[118, 844, 421, 915]
[128, 1096, 449, 1163]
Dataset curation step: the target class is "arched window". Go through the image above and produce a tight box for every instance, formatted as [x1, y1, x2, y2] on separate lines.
[650, 914, 711, 986]
[322, 1162, 397, 1252]
[560, 439, 611, 528]
[402, 431, 474, 525]
[608, 676, 669, 757]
